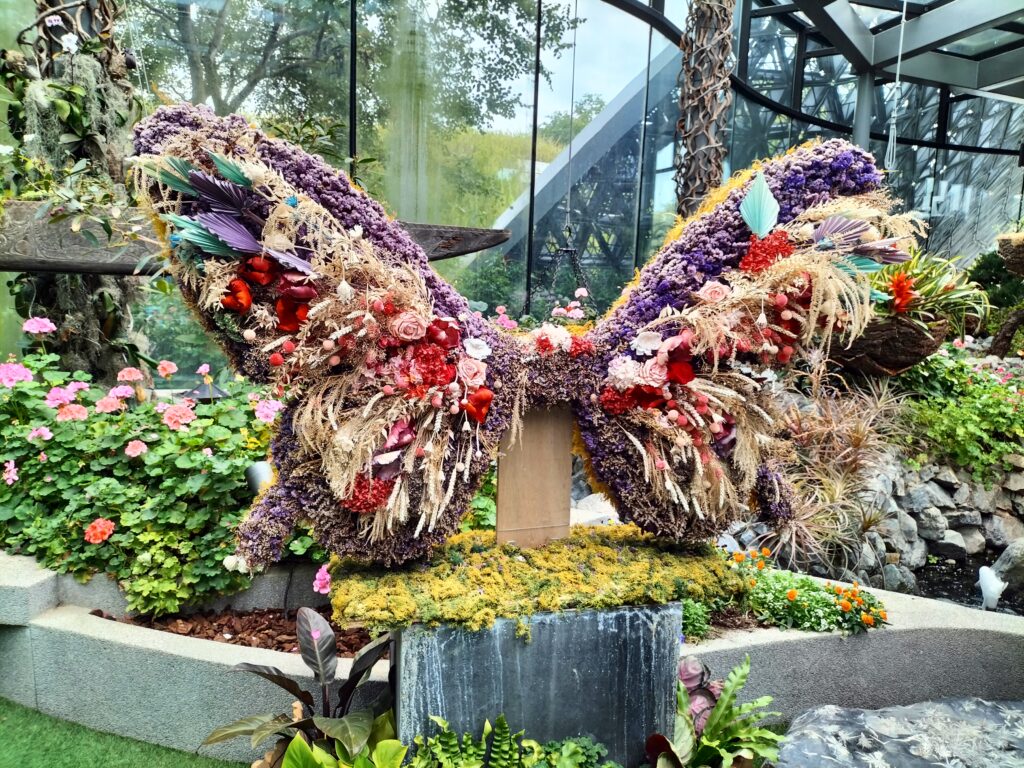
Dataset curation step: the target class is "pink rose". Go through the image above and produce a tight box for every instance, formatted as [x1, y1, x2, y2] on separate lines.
[636, 358, 668, 387]
[94, 396, 124, 414]
[157, 360, 178, 379]
[0, 363, 33, 388]
[56, 403, 88, 422]
[108, 385, 134, 399]
[389, 311, 429, 341]
[696, 281, 731, 303]
[116, 367, 144, 382]
[162, 403, 197, 431]
[124, 440, 148, 457]
[22, 316, 57, 334]
[457, 356, 488, 388]
[27, 426, 53, 441]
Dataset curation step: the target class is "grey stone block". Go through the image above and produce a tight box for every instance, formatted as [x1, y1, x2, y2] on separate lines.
[943, 507, 982, 528]
[0, 626, 37, 706]
[58, 572, 129, 617]
[199, 563, 329, 614]
[957, 527, 986, 556]
[916, 507, 947, 541]
[932, 529, 967, 561]
[27, 606, 389, 762]
[0, 552, 57, 626]
[396, 605, 681, 768]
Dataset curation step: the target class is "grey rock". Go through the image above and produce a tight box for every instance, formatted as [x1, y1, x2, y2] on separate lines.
[856, 541, 879, 575]
[983, 513, 1024, 549]
[902, 482, 955, 512]
[1005, 453, 1024, 470]
[864, 472, 893, 498]
[902, 539, 929, 570]
[1013, 493, 1024, 516]
[942, 506, 982, 528]
[570, 455, 593, 502]
[931, 466, 960, 490]
[919, 464, 938, 483]
[396, 605, 680, 768]
[971, 484, 1000, 511]
[995, 488, 1014, 512]
[0, 552, 58, 626]
[570, 493, 620, 526]
[992, 539, 1024, 593]
[881, 563, 917, 593]
[865, 531, 886, 563]
[952, 482, 971, 506]
[777, 699, 1024, 768]
[932, 529, 967, 562]
[1004, 472, 1024, 493]
[916, 506, 948, 541]
[956, 527, 986, 556]
[899, 510, 919, 543]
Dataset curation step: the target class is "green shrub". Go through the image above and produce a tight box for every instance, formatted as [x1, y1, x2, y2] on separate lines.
[747, 569, 886, 634]
[681, 598, 712, 642]
[968, 249, 1024, 309]
[0, 353, 273, 614]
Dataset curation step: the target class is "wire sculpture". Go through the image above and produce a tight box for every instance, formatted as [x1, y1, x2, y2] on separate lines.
[674, 0, 737, 217]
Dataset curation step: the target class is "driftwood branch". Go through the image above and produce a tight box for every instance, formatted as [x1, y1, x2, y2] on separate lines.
[990, 309, 1024, 358]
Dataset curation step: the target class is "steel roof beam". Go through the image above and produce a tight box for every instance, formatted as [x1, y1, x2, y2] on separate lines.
[881, 51, 979, 89]
[793, 0, 875, 71]
[978, 45, 1024, 90]
[873, 0, 1024, 67]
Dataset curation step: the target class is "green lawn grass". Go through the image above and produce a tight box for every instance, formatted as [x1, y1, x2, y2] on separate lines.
[0, 697, 244, 768]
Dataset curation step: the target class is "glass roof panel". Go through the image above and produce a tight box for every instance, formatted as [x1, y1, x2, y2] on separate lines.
[941, 28, 1024, 56]
[850, 3, 901, 29]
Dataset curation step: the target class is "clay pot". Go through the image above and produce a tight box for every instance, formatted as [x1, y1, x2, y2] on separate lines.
[832, 317, 949, 376]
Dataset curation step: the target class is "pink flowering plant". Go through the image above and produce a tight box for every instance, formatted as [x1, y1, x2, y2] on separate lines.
[0, 352, 278, 615]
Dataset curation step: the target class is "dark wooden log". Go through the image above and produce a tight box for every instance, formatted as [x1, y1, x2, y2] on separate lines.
[832, 317, 949, 376]
[990, 309, 1024, 358]
[0, 201, 510, 276]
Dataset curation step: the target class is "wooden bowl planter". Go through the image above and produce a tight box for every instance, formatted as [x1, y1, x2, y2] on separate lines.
[997, 232, 1024, 277]
[832, 317, 949, 376]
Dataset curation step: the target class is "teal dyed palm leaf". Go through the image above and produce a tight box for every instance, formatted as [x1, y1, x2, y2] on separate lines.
[206, 150, 252, 188]
[739, 172, 779, 238]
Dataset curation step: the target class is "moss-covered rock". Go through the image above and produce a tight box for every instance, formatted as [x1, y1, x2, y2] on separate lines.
[329, 524, 744, 635]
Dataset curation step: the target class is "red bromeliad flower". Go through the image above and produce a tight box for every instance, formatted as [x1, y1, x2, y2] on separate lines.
[344, 474, 395, 515]
[739, 230, 794, 273]
[888, 272, 917, 314]
[221, 279, 253, 314]
[84, 517, 115, 544]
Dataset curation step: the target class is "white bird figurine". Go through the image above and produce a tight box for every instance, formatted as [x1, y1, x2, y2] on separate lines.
[979, 566, 1007, 611]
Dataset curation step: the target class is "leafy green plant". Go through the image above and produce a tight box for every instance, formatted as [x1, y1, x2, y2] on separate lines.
[746, 569, 886, 634]
[968, 249, 1024, 309]
[681, 598, 712, 642]
[0, 353, 273, 614]
[646, 656, 783, 768]
[461, 464, 497, 531]
[205, 608, 393, 768]
[409, 716, 620, 768]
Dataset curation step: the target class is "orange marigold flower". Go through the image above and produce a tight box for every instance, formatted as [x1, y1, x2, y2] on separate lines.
[733, 551, 746, 562]
[880, 610, 888, 621]
[855, 597, 864, 606]
[786, 589, 798, 601]
[749, 579, 757, 587]
[761, 547, 771, 557]
[756, 560, 765, 570]
[748, 549, 758, 558]
[861, 613, 875, 626]
[839, 599, 852, 612]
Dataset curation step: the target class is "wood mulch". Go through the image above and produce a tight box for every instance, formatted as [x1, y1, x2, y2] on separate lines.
[93, 605, 377, 657]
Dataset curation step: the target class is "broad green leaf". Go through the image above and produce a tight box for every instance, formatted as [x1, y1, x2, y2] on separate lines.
[203, 712, 278, 745]
[370, 739, 408, 768]
[0, 84, 19, 105]
[314, 710, 372, 756]
[52, 98, 71, 121]
[739, 172, 779, 238]
[282, 734, 323, 768]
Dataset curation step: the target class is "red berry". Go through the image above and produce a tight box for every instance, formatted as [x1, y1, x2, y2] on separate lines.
[281, 340, 296, 354]
[269, 353, 285, 367]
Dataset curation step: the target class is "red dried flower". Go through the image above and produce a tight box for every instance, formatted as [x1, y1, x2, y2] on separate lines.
[344, 474, 395, 515]
[462, 386, 494, 423]
[84, 517, 115, 544]
[276, 297, 310, 333]
[599, 387, 637, 415]
[740, 231, 794, 273]
[569, 336, 595, 358]
[221, 279, 253, 314]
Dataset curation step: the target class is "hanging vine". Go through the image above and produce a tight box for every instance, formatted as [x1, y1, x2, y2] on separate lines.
[674, 0, 736, 217]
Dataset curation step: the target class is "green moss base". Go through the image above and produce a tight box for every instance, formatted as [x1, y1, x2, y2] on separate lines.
[329, 524, 745, 635]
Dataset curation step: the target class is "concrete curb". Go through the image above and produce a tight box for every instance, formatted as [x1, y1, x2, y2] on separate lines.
[4, 606, 389, 762]
[691, 587, 1024, 722]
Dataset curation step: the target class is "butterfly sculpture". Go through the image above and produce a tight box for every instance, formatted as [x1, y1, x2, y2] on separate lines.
[133, 104, 914, 570]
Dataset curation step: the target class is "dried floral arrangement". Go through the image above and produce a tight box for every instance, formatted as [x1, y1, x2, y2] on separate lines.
[132, 104, 916, 570]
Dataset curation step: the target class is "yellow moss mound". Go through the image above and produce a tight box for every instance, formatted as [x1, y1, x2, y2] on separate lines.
[329, 523, 745, 636]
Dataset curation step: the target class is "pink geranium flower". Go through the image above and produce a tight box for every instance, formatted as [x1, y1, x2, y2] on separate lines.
[156, 360, 178, 379]
[38, 452, 47, 462]
[124, 440, 148, 457]
[574, 287, 589, 298]
[27, 426, 53, 441]
[94, 396, 124, 414]
[3, 460, 17, 486]
[202, 447, 213, 457]
[117, 367, 144, 382]
[253, 398, 284, 424]
[108, 385, 135, 399]
[84, 518, 115, 544]
[56, 403, 88, 422]
[22, 316, 57, 334]
[0, 362, 32, 388]
[196, 363, 210, 376]
[312, 564, 331, 594]
[44, 386, 73, 408]
[67, 381, 90, 394]
[162, 403, 196, 431]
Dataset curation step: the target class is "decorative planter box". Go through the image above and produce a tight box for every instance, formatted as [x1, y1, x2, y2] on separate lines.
[395, 604, 682, 768]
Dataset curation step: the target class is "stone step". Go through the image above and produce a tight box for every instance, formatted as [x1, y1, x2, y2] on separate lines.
[0, 552, 57, 626]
